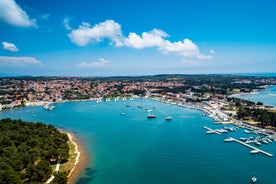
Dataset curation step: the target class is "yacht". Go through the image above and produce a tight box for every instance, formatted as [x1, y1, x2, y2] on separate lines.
[240, 137, 247, 142]
[250, 150, 259, 154]
[244, 129, 250, 134]
[251, 176, 257, 183]
[254, 140, 262, 146]
[165, 116, 173, 121]
[147, 114, 156, 118]
[224, 138, 233, 142]
[206, 130, 215, 134]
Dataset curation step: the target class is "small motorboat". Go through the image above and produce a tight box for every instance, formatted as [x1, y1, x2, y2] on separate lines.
[250, 150, 259, 154]
[251, 176, 257, 183]
[165, 116, 173, 121]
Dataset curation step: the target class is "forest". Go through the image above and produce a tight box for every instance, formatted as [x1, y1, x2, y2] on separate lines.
[0, 118, 69, 184]
[228, 97, 276, 128]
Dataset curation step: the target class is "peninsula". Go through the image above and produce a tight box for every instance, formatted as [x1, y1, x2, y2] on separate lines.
[0, 118, 81, 184]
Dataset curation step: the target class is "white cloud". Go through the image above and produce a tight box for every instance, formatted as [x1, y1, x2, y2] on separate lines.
[124, 29, 168, 49]
[63, 17, 72, 30]
[68, 20, 123, 46]
[67, 19, 211, 61]
[2, 41, 19, 52]
[124, 30, 211, 60]
[0, 56, 41, 65]
[41, 14, 49, 21]
[209, 49, 215, 54]
[78, 58, 110, 68]
[0, 0, 36, 27]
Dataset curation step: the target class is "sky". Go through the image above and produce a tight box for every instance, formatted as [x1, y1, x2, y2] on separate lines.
[0, 0, 276, 76]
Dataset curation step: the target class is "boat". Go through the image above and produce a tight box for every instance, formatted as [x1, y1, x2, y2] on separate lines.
[44, 104, 55, 111]
[206, 130, 215, 134]
[224, 138, 233, 142]
[254, 140, 262, 146]
[217, 129, 228, 133]
[165, 116, 173, 121]
[147, 114, 156, 118]
[261, 139, 269, 144]
[250, 150, 259, 154]
[244, 129, 251, 134]
[240, 137, 247, 142]
[121, 112, 126, 116]
[251, 176, 257, 183]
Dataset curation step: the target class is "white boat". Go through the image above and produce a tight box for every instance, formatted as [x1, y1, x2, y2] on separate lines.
[44, 105, 55, 110]
[224, 138, 233, 142]
[254, 140, 262, 146]
[206, 130, 215, 134]
[251, 176, 257, 183]
[147, 114, 156, 118]
[244, 129, 250, 134]
[217, 129, 228, 133]
[250, 150, 259, 154]
[121, 112, 126, 116]
[240, 137, 247, 142]
[165, 116, 173, 121]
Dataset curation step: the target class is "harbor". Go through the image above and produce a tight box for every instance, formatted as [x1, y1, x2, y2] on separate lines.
[229, 137, 273, 157]
[204, 125, 274, 157]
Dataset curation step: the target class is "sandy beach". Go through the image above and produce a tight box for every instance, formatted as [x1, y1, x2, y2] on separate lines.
[67, 132, 90, 184]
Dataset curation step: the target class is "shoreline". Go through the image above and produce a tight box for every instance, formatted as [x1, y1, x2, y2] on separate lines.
[66, 132, 90, 184]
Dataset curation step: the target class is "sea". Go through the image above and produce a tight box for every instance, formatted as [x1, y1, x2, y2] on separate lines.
[1, 95, 276, 184]
[235, 85, 276, 107]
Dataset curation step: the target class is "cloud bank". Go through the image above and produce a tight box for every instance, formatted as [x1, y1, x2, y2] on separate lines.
[0, 56, 41, 65]
[66, 19, 212, 61]
[2, 41, 19, 52]
[78, 58, 110, 68]
[0, 0, 36, 27]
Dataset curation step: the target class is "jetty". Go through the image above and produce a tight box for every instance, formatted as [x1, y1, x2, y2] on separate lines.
[229, 137, 273, 157]
[203, 126, 221, 135]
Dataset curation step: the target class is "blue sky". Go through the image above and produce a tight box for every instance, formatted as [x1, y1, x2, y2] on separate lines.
[0, 0, 275, 76]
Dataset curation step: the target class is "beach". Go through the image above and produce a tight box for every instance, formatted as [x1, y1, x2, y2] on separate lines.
[67, 132, 90, 184]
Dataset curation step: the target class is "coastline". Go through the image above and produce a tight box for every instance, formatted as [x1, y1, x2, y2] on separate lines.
[67, 132, 90, 184]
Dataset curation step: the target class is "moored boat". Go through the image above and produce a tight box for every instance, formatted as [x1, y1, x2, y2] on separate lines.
[250, 150, 259, 154]
[165, 116, 173, 121]
[147, 114, 156, 118]
[251, 176, 257, 183]
[224, 138, 233, 142]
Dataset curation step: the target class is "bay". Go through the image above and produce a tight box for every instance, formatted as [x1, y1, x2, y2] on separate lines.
[0, 98, 276, 184]
[236, 85, 276, 107]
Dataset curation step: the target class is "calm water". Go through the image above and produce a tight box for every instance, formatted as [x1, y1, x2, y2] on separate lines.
[237, 85, 276, 107]
[1, 98, 276, 184]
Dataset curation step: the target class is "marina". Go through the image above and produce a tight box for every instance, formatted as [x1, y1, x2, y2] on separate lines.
[229, 137, 273, 157]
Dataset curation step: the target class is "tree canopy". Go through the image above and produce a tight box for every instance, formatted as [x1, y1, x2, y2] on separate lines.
[0, 118, 69, 184]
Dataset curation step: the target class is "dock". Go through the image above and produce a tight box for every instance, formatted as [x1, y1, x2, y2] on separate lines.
[203, 126, 221, 135]
[229, 137, 273, 157]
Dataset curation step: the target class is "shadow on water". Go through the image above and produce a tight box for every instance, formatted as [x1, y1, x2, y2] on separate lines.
[76, 168, 97, 184]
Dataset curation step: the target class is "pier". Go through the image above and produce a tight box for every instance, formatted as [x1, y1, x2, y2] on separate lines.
[229, 137, 273, 157]
[203, 126, 221, 135]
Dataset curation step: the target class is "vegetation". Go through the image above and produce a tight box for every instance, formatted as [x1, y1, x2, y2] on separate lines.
[0, 118, 70, 184]
[228, 98, 276, 128]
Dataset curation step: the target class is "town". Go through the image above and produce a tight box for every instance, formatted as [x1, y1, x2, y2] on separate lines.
[1, 74, 276, 129]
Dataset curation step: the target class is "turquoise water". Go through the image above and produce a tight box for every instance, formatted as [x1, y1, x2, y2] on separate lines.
[237, 85, 276, 107]
[1, 98, 276, 184]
